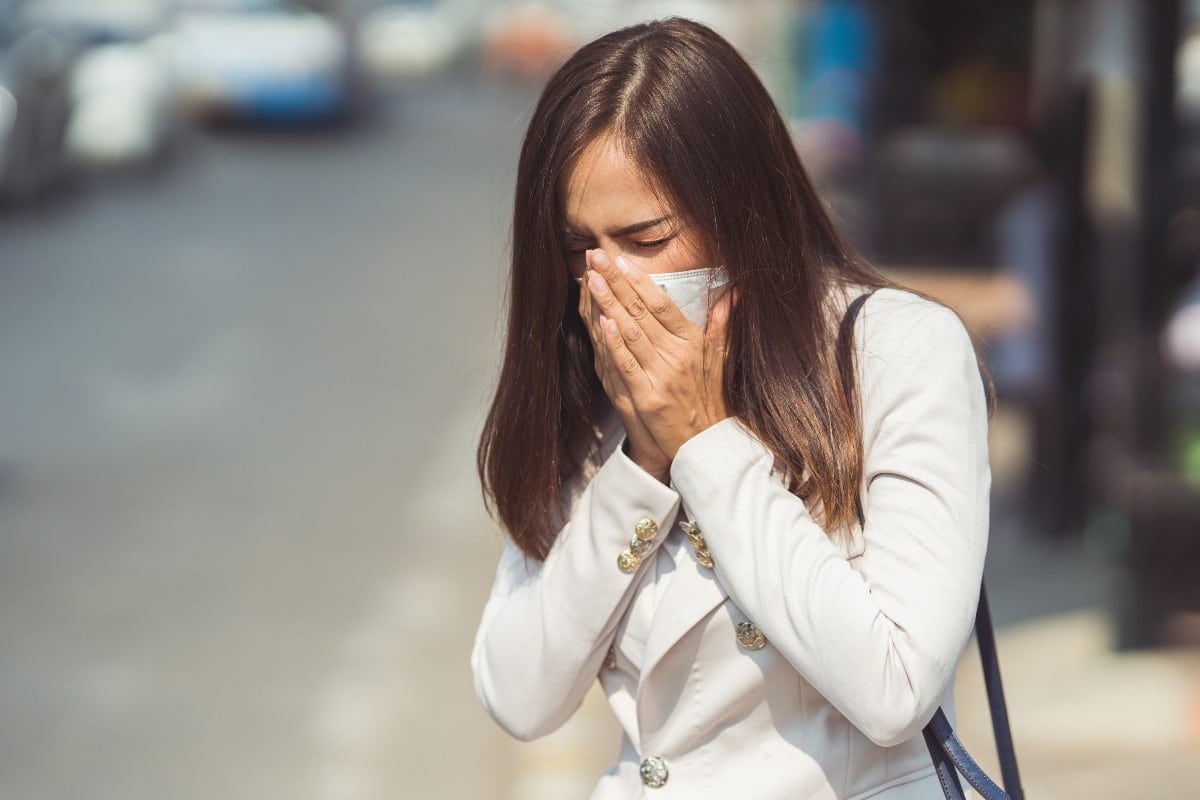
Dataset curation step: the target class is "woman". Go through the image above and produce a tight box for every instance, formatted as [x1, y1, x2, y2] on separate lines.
[473, 18, 989, 800]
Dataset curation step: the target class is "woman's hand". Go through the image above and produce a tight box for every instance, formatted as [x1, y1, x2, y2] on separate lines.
[580, 251, 673, 481]
[582, 250, 731, 463]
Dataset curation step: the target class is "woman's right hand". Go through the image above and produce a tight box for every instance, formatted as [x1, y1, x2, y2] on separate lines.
[580, 249, 672, 482]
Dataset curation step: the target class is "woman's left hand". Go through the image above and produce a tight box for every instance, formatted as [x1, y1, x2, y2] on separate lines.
[585, 252, 731, 459]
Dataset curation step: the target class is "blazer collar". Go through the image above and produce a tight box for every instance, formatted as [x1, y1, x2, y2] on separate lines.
[637, 533, 728, 692]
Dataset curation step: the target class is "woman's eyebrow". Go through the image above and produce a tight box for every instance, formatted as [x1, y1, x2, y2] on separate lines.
[562, 216, 674, 239]
[611, 216, 673, 237]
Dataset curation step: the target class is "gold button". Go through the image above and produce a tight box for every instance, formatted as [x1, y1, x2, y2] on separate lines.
[736, 621, 766, 650]
[681, 519, 707, 550]
[604, 645, 617, 670]
[634, 518, 659, 542]
[639, 755, 669, 788]
[694, 546, 714, 569]
[617, 550, 641, 573]
[628, 536, 652, 556]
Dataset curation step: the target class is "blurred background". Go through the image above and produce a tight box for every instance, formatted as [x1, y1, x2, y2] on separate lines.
[0, 0, 1197, 798]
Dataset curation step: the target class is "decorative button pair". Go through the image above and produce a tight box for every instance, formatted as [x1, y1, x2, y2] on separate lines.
[736, 621, 767, 650]
[679, 519, 713, 569]
[639, 755, 669, 788]
[617, 518, 659, 573]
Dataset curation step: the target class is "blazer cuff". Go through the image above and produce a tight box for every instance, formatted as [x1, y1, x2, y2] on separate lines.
[670, 418, 773, 505]
[565, 435, 681, 572]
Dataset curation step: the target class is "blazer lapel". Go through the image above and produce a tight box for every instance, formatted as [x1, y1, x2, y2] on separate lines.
[638, 540, 728, 689]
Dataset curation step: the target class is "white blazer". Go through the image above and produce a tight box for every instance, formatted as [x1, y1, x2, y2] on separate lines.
[472, 288, 990, 799]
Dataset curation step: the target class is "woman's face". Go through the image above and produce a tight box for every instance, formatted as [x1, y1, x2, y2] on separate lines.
[560, 137, 707, 279]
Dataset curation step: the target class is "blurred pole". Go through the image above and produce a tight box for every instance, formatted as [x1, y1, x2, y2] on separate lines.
[1134, 0, 1182, 457]
[1037, 0, 1145, 539]
[1045, 81, 1095, 540]
[1023, 0, 1084, 539]
[1082, 0, 1144, 491]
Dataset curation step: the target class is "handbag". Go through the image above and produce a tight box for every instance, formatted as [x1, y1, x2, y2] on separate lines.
[921, 583, 1025, 800]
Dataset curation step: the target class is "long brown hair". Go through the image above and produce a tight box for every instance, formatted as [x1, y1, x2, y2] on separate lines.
[478, 18, 895, 559]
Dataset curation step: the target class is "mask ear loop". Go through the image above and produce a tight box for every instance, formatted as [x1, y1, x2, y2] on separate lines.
[703, 268, 732, 332]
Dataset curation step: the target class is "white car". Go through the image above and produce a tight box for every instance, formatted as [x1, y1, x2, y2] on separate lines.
[359, 0, 481, 81]
[66, 38, 177, 166]
[172, 0, 364, 124]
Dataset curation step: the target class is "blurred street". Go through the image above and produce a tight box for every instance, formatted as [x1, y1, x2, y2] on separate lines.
[0, 78, 527, 800]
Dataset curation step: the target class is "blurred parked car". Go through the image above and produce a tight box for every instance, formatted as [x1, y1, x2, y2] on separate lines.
[172, 0, 366, 124]
[359, 0, 480, 81]
[25, 0, 179, 168]
[65, 38, 176, 167]
[0, 6, 75, 203]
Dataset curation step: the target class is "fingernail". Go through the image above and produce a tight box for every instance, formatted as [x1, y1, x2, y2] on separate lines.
[615, 255, 631, 274]
[590, 249, 610, 270]
[588, 270, 608, 294]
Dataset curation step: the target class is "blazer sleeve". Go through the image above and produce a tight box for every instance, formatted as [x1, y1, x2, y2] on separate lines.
[669, 297, 990, 747]
[471, 442, 681, 741]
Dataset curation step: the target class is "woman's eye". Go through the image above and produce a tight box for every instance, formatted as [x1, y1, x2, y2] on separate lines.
[633, 236, 673, 249]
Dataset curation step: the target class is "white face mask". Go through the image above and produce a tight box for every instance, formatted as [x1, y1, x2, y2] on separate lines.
[576, 266, 729, 328]
[649, 266, 730, 328]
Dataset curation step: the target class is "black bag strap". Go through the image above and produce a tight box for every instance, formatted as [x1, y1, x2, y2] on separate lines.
[922, 582, 1025, 800]
[838, 289, 875, 529]
[976, 584, 1023, 797]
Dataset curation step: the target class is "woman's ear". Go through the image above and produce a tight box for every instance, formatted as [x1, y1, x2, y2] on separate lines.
[705, 289, 736, 340]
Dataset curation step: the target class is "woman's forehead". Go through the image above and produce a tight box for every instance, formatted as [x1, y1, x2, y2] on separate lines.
[560, 138, 671, 227]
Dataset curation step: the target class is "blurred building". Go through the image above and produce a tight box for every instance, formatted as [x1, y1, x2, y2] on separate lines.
[788, 0, 1200, 649]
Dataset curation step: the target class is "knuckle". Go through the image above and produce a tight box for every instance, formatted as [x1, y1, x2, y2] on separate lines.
[647, 296, 673, 317]
[627, 298, 649, 320]
[642, 396, 667, 415]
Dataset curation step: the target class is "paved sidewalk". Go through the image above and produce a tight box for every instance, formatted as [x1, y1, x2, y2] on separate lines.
[955, 610, 1200, 799]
